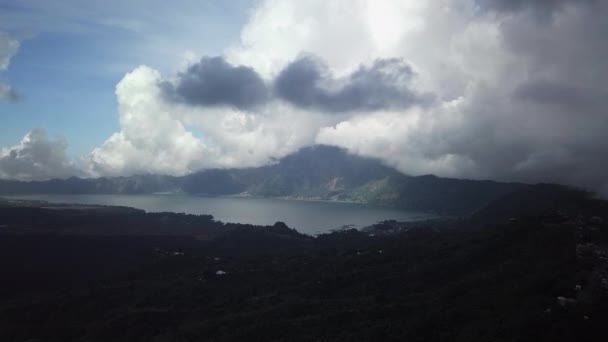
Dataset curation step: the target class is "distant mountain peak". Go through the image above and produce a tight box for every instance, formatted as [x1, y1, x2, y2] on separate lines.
[0, 145, 525, 215]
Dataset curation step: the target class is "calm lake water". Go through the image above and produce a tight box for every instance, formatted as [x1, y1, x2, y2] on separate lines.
[8, 194, 435, 235]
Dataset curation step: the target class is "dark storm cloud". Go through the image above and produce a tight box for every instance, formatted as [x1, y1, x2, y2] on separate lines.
[478, 0, 597, 13]
[161, 56, 269, 110]
[274, 56, 434, 113]
[326, 0, 608, 197]
[514, 80, 608, 108]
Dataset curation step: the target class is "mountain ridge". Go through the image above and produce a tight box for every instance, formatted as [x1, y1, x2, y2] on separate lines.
[0, 145, 526, 215]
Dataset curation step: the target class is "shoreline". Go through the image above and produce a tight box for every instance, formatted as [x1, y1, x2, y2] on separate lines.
[224, 192, 368, 205]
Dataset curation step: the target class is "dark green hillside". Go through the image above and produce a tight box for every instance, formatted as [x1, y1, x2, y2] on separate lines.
[346, 174, 525, 215]
[1, 194, 607, 341]
[471, 184, 603, 224]
[0, 174, 180, 195]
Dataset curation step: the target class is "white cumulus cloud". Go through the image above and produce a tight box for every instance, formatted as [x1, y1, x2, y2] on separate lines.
[0, 129, 78, 181]
[84, 66, 209, 177]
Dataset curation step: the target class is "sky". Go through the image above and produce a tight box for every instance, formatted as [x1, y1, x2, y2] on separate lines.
[1, 0, 608, 195]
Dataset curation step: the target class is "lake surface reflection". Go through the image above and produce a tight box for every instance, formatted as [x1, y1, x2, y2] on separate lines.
[9, 194, 435, 235]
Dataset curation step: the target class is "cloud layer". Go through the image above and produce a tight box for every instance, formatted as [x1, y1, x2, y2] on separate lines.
[477, 0, 597, 13]
[160, 56, 268, 110]
[0, 129, 78, 181]
[2, 0, 608, 196]
[160, 55, 431, 113]
[275, 56, 432, 112]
